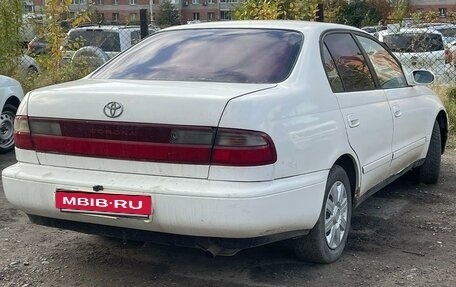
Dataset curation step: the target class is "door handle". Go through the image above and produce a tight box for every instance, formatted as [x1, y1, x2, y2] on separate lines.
[392, 105, 402, 118]
[347, 114, 360, 128]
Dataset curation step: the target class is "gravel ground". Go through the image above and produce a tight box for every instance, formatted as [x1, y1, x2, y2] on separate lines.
[0, 149, 455, 287]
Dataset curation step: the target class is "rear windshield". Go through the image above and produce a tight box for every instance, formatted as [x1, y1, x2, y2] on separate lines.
[68, 29, 121, 52]
[435, 27, 456, 43]
[383, 33, 444, 52]
[91, 29, 303, 83]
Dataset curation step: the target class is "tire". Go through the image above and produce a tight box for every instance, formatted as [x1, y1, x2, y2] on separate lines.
[0, 104, 18, 153]
[71, 46, 110, 69]
[293, 165, 352, 263]
[418, 121, 441, 184]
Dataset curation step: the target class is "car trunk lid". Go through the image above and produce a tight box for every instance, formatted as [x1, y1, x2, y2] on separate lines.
[25, 79, 276, 179]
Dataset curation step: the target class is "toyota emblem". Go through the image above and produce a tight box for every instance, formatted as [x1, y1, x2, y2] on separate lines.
[103, 102, 124, 118]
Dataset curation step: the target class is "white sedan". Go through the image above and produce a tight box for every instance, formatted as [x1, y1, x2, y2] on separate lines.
[0, 76, 24, 152]
[2, 21, 448, 263]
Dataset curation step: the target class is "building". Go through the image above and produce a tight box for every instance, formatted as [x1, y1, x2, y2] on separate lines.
[30, 0, 241, 24]
[409, 0, 456, 17]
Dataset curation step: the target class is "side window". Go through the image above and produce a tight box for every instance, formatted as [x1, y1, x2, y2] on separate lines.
[356, 35, 408, 89]
[131, 30, 141, 46]
[324, 33, 376, 92]
[322, 44, 344, 93]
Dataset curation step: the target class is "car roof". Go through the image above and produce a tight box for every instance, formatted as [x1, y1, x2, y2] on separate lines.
[162, 20, 365, 34]
[379, 28, 444, 35]
[70, 25, 140, 31]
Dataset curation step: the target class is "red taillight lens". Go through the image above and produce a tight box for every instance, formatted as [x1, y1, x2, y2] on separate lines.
[13, 116, 34, 150]
[23, 118, 277, 166]
[445, 49, 453, 64]
[211, 129, 277, 166]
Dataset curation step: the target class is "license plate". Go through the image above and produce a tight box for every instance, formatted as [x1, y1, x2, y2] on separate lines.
[55, 190, 152, 218]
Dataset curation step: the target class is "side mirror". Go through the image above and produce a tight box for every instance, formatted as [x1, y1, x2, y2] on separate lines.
[407, 69, 435, 86]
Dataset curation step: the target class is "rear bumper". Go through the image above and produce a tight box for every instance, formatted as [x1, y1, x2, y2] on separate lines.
[28, 214, 308, 256]
[2, 162, 327, 239]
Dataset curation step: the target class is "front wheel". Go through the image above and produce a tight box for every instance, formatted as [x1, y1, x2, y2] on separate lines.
[417, 121, 441, 184]
[0, 104, 17, 153]
[293, 165, 352, 263]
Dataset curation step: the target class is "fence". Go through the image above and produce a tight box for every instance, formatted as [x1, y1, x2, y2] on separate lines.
[12, 15, 456, 88]
[366, 19, 456, 84]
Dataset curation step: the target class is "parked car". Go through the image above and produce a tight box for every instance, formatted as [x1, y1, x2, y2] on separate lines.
[27, 36, 48, 55]
[410, 23, 456, 44]
[0, 76, 24, 153]
[63, 25, 142, 68]
[378, 28, 453, 81]
[20, 54, 40, 73]
[2, 21, 448, 263]
[361, 25, 387, 38]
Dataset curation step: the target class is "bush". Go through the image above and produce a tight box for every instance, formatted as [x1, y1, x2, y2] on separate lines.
[0, 0, 23, 75]
[445, 86, 456, 137]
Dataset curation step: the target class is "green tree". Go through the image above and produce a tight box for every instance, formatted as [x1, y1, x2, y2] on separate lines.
[388, 0, 409, 20]
[234, 0, 319, 21]
[0, 0, 23, 75]
[156, 0, 180, 28]
[336, 0, 381, 27]
[323, 0, 348, 23]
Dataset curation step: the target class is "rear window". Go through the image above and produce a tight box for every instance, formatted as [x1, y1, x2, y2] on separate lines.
[383, 33, 444, 53]
[435, 27, 456, 43]
[91, 29, 303, 83]
[68, 29, 121, 52]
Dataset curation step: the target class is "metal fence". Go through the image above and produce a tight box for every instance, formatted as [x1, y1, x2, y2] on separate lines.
[20, 13, 155, 75]
[363, 19, 456, 84]
[19, 16, 456, 85]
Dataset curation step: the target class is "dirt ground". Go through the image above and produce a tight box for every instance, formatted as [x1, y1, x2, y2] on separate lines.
[0, 149, 455, 287]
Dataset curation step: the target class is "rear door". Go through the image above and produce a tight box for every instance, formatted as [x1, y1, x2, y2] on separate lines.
[323, 32, 393, 194]
[355, 35, 431, 175]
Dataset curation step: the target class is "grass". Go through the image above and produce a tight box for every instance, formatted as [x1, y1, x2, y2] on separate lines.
[433, 84, 456, 149]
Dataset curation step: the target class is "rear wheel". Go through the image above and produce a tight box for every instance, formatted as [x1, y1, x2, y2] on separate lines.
[293, 165, 352, 263]
[417, 121, 441, 184]
[0, 104, 17, 153]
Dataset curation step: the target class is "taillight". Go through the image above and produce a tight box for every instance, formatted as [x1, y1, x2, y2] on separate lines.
[445, 49, 453, 64]
[23, 118, 277, 166]
[13, 116, 34, 150]
[211, 129, 277, 166]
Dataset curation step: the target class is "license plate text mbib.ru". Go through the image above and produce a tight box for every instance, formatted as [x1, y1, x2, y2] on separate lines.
[55, 191, 152, 217]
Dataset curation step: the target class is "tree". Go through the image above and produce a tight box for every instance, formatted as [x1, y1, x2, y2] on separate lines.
[234, 0, 320, 21]
[156, 0, 180, 28]
[0, 0, 23, 75]
[322, 0, 348, 23]
[388, 0, 409, 20]
[336, 0, 381, 27]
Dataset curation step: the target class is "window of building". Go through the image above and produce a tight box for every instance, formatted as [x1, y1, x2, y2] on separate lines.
[220, 10, 231, 20]
[193, 12, 200, 20]
[439, 8, 447, 17]
[192, 0, 199, 4]
[207, 12, 215, 21]
[96, 0, 103, 5]
[97, 12, 105, 23]
[112, 0, 118, 4]
[129, 0, 136, 5]
[112, 13, 119, 23]
[208, 0, 214, 3]
[324, 33, 375, 92]
[130, 13, 137, 22]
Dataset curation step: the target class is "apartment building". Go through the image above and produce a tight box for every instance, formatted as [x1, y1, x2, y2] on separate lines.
[30, 0, 241, 24]
[409, 0, 456, 17]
